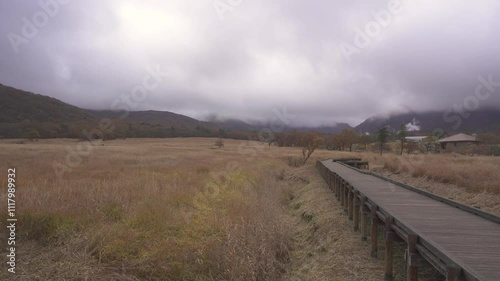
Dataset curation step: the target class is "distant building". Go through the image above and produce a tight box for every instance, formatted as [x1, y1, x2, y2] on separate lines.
[406, 136, 427, 143]
[436, 133, 478, 149]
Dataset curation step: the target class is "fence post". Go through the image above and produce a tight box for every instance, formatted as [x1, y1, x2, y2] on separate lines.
[334, 174, 338, 197]
[407, 234, 419, 281]
[361, 196, 368, 241]
[340, 180, 345, 207]
[348, 186, 354, 220]
[446, 266, 460, 281]
[371, 204, 379, 257]
[336, 176, 340, 200]
[385, 215, 395, 281]
[328, 172, 332, 190]
[344, 183, 349, 212]
[353, 191, 360, 231]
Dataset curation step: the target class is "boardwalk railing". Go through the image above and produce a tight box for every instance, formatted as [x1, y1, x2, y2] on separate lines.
[316, 159, 500, 281]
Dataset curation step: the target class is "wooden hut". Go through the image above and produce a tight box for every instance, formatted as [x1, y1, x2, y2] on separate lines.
[436, 133, 478, 149]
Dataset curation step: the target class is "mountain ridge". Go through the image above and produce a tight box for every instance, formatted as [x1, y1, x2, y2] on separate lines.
[1, 83, 499, 139]
[355, 109, 500, 134]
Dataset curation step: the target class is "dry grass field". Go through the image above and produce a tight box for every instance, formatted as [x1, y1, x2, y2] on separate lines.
[0, 138, 499, 280]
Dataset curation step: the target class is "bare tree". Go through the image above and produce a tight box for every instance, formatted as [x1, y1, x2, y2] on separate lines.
[341, 128, 359, 151]
[406, 141, 418, 155]
[332, 134, 345, 151]
[302, 132, 324, 164]
[215, 138, 224, 149]
[26, 128, 40, 142]
[359, 134, 372, 150]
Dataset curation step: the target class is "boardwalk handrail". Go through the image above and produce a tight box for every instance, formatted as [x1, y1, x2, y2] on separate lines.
[316, 159, 500, 281]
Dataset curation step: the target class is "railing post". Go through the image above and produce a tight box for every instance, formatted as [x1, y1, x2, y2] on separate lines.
[371, 205, 379, 257]
[361, 196, 368, 241]
[353, 191, 360, 230]
[340, 180, 345, 206]
[348, 186, 354, 220]
[344, 183, 349, 212]
[336, 176, 340, 200]
[407, 234, 419, 281]
[385, 215, 395, 281]
[446, 266, 460, 281]
[343, 182, 348, 212]
[334, 175, 338, 197]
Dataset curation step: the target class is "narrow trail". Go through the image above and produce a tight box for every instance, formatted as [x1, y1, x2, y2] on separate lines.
[283, 166, 385, 281]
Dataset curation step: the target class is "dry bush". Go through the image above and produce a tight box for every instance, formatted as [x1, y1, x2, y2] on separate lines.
[218, 170, 292, 281]
[449, 144, 500, 156]
[287, 156, 304, 167]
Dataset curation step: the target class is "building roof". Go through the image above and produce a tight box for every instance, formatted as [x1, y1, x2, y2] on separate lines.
[436, 133, 478, 143]
[406, 136, 427, 142]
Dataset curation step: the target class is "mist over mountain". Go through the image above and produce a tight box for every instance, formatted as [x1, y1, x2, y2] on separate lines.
[355, 109, 500, 134]
[2, 83, 499, 139]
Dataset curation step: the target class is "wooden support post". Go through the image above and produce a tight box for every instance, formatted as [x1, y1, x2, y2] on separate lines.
[342, 182, 349, 213]
[341, 182, 345, 206]
[445, 266, 460, 281]
[407, 234, 419, 281]
[340, 181, 345, 206]
[331, 173, 334, 192]
[353, 191, 360, 231]
[334, 175, 338, 197]
[360, 196, 368, 241]
[348, 187, 354, 220]
[330, 174, 334, 193]
[336, 177, 340, 200]
[370, 205, 378, 257]
[344, 184, 349, 212]
[385, 215, 395, 281]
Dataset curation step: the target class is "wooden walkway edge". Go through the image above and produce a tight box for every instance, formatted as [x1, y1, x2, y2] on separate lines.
[316, 159, 500, 281]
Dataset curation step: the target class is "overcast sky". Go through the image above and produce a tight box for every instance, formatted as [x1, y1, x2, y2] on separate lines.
[1, 0, 499, 126]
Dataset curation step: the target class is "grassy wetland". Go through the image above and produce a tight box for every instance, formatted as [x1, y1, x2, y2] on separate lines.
[0, 138, 499, 280]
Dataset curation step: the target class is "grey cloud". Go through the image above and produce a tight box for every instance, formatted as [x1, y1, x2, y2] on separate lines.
[1, 0, 499, 127]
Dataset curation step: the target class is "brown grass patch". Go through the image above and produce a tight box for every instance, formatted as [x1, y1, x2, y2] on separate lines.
[0, 138, 497, 279]
[0, 138, 298, 280]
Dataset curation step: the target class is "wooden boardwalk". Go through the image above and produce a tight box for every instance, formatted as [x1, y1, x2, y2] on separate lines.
[317, 159, 500, 281]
